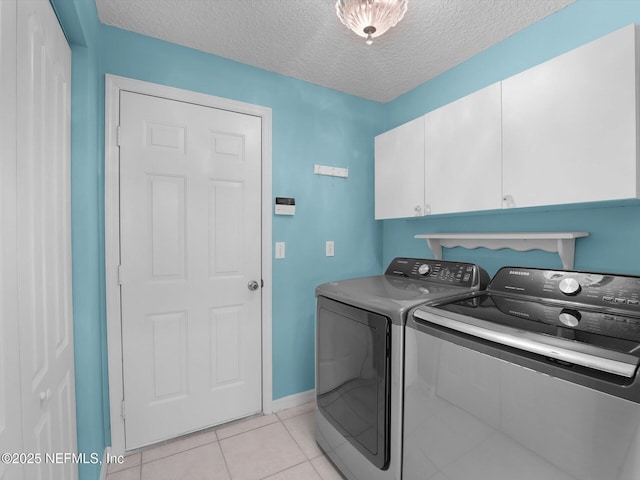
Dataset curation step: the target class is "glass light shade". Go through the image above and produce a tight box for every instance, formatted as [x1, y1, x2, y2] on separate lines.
[336, 0, 408, 44]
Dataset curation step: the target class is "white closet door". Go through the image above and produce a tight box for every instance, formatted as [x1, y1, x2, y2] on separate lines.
[16, 1, 76, 479]
[0, 1, 23, 479]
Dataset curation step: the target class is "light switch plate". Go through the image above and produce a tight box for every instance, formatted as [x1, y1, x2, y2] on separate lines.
[326, 241, 334, 257]
[275, 242, 285, 259]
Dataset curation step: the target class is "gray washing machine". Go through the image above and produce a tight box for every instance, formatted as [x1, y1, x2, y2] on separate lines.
[315, 257, 489, 480]
[404, 267, 640, 480]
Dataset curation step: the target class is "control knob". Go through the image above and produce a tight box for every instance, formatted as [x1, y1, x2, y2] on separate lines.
[417, 264, 431, 276]
[559, 277, 581, 296]
[558, 308, 581, 327]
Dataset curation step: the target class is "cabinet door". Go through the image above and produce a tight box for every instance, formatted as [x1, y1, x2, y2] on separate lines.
[375, 116, 425, 219]
[424, 83, 502, 215]
[502, 25, 638, 209]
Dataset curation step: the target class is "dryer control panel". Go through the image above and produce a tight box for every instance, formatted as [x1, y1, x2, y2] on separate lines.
[384, 257, 489, 290]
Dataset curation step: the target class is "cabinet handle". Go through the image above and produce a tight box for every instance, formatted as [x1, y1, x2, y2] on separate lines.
[424, 204, 431, 215]
[503, 195, 515, 208]
[413, 205, 422, 216]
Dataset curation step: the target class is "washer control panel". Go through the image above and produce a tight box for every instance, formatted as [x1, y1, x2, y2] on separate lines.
[490, 267, 640, 314]
[385, 257, 489, 289]
[491, 293, 640, 342]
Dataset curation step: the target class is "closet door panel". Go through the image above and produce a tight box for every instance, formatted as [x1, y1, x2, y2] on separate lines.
[17, 1, 76, 478]
[0, 0, 23, 477]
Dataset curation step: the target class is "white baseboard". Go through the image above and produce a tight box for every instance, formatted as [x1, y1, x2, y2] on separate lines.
[270, 389, 315, 413]
[99, 447, 110, 480]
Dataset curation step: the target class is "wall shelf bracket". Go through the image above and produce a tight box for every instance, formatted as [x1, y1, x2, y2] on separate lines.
[415, 232, 589, 270]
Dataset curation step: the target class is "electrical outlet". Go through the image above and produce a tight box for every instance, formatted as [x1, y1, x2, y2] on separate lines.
[275, 242, 285, 259]
[326, 241, 335, 257]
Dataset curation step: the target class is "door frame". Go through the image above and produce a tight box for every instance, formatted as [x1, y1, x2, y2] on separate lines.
[104, 74, 273, 455]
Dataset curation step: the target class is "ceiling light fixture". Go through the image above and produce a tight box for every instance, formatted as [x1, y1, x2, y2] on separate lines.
[335, 0, 408, 45]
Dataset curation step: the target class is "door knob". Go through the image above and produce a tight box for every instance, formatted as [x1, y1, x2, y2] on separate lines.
[40, 388, 52, 406]
[248, 280, 260, 291]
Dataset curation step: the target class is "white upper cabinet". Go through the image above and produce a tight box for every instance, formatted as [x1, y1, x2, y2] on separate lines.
[502, 25, 639, 209]
[374, 24, 640, 219]
[375, 116, 425, 219]
[424, 82, 502, 215]
[374, 84, 502, 220]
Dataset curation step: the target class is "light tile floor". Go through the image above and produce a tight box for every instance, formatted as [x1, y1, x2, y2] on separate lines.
[106, 402, 344, 480]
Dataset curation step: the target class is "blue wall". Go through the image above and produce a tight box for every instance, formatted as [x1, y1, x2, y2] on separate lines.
[383, 0, 640, 278]
[51, 1, 640, 479]
[383, 200, 640, 278]
[51, 2, 106, 480]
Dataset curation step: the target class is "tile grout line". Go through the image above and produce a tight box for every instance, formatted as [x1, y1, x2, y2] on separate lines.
[139, 436, 219, 465]
[275, 414, 327, 479]
[115, 404, 317, 479]
[254, 415, 313, 480]
[218, 404, 312, 442]
[280, 408, 340, 480]
[106, 462, 141, 480]
[105, 455, 142, 478]
[216, 440, 234, 480]
[281, 415, 315, 461]
[258, 457, 314, 480]
[265, 417, 303, 479]
[218, 415, 299, 480]
[309, 457, 325, 480]
[216, 414, 280, 442]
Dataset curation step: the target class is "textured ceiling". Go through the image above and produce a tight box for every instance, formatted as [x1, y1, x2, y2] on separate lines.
[95, 0, 575, 103]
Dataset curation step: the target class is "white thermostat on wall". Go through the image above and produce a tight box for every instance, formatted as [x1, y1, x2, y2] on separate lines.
[274, 197, 295, 215]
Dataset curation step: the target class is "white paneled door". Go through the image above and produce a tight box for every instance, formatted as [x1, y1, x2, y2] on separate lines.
[0, 0, 21, 479]
[17, 1, 76, 477]
[1, 0, 77, 479]
[119, 92, 263, 449]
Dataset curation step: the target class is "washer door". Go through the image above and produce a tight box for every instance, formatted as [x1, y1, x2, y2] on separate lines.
[316, 296, 391, 469]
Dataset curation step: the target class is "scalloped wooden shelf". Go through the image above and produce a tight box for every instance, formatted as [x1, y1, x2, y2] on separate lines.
[415, 232, 589, 270]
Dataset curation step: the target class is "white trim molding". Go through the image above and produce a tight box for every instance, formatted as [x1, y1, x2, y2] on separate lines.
[99, 448, 110, 480]
[271, 389, 316, 413]
[104, 74, 273, 455]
